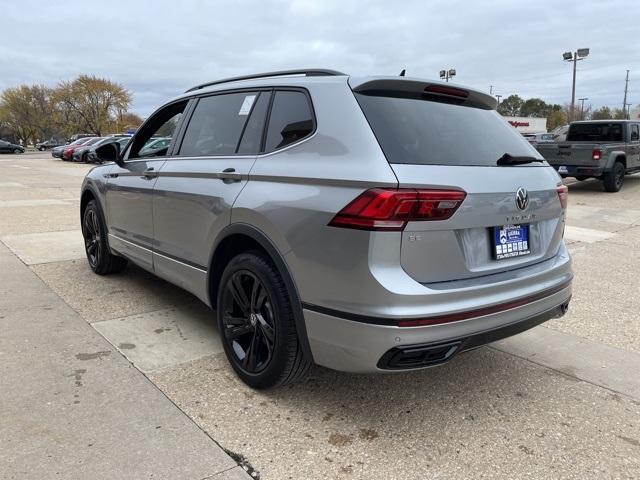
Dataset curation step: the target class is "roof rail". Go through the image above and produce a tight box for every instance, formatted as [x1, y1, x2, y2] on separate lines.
[185, 69, 347, 93]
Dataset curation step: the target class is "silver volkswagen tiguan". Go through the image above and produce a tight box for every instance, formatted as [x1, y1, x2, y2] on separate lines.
[81, 69, 573, 388]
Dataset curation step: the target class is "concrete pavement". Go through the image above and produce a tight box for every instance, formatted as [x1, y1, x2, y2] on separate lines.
[1, 152, 639, 479]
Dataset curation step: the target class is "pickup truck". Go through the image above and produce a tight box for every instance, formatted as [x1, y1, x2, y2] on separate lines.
[536, 120, 640, 192]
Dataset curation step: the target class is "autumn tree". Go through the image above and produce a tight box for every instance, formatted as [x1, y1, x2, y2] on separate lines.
[0, 84, 58, 144]
[54, 75, 131, 136]
[547, 109, 567, 131]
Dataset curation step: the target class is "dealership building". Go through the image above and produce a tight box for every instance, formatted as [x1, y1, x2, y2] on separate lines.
[504, 116, 547, 134]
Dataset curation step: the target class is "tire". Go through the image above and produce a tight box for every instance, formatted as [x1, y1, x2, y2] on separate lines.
[603, 161, 625, 192]
[82, 200, 128, 275]
[81, 152, 88, 163]
[38, 146, 45, 151]
[575, 176, 589, 181]
[13, 148, 22, 154]
[217, 251, 312, 389]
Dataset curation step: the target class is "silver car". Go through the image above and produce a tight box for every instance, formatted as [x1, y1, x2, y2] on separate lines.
[81, 69, 573, 389]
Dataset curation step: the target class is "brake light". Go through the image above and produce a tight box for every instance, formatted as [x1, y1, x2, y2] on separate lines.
[592, 149, 602, 161]
[329, 188, 466, 231]
[424, 85, 469, 98]
[556, 184, 568, 209]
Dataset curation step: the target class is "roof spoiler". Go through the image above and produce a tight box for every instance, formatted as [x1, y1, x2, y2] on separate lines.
[350, 78, 498, 110]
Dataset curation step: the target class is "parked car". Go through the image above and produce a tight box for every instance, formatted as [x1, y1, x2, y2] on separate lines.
[52, 138, 85, 158]
[550, 124, 569, 142]
[536, 120, 640, 192]
[138, 137, 171, 157]
[523, 132, 555, 145]
[82, 69, 573, 389]
[83, 137, 131, 163]
[62, 137, 101, 161]
[36, 139, 65, 151]
[68, 133, 97, 143]
[0, 139, 25, 154]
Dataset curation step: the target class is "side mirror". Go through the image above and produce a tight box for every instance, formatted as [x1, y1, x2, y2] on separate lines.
[95, 142, 123, 166]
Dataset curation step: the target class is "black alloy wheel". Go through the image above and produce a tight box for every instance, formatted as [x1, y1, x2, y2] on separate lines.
[221, 270, 276, 374]
[82, 206, 102, 268]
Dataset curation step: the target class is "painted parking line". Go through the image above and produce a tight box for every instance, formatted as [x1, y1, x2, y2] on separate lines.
[0, 199, 72, 208]
[1, 230, 84, 265]
[493, 326, 640, 401]
[563, 225, 616, 243]
[93, 302, 223, 373]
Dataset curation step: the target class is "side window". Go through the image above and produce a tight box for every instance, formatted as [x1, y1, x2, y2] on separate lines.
[237, 91, 271, 154]
[128, 101, 187, 159]
[264, 90, 314, 152]
[179, 92, 257, 157]
[631, 124, 639, 142]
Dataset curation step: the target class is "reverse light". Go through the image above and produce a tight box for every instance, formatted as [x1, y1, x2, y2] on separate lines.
[329, 188, 466, 231]
[556, 184, 569, 209]
[592, 148, 602, 161]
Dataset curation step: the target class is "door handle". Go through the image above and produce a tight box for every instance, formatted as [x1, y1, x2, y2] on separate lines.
[218, 167, 241, 183]
[142, 167, 158, 179]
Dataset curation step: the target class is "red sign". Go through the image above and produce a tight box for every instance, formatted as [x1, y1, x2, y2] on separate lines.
[508, 120, 530, 127]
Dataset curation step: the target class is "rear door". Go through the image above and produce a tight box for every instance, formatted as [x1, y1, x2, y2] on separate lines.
[354, 83, 565, 283]
[105, 100, 188, 270]
[151, 90, 271, 301]
[629, 123, 640, 168]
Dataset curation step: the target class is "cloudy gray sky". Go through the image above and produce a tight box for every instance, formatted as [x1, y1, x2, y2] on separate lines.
[2, 0, 638, 117]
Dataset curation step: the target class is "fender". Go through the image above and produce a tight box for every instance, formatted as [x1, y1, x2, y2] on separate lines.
[208, 223, 314, 361]
[603, 150, 626, 172]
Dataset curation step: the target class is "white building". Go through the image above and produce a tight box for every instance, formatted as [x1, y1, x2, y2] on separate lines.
[504, 116, 547, 134]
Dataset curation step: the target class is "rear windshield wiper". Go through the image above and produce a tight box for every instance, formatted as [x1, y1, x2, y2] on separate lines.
[496, 153, 544, 166]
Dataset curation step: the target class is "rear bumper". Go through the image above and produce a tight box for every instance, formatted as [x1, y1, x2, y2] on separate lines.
[551, 164, 604, 177]
[303, 281, 572, 373]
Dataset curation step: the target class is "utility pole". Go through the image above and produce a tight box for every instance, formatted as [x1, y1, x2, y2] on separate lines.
[490, 85, 494, 95]
[578, 97, 588, 120]
[623, 70, 630, 119]
[563, 48, 590, 121]
[496, 94, 502, 105]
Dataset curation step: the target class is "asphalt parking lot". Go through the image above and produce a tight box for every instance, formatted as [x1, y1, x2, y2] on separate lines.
[1, 151, 639, 479]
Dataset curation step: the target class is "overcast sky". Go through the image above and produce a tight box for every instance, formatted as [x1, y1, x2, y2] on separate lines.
[2, 0, 638, 117]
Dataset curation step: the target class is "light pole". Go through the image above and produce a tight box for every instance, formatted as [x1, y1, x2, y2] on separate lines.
[578, 97, 588, 120]
[495, 94, 502, 105]
[439, 69, 456, 83]
[563, 48, 590, 121]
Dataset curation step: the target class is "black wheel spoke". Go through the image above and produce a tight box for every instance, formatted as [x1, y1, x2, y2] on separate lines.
[224, 314, 247, 326]
[257, 315, 275, 346]
[229, 274, 250, 314]
[243, 329, 259, 370]
[227, 323, 254, 339]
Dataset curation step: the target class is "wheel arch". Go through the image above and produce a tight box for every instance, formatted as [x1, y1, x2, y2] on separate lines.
[208, 223, 313, 361]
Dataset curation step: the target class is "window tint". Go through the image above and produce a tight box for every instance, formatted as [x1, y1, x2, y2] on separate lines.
[237, 91, 270, 154]
[356, 93, 540, 166]
[567, 123, 624, 142]
[128, 101, 186, 159]
[631, 124, 639, 142]
[264, 91, 314, 152]
[179, 92, 257, 157]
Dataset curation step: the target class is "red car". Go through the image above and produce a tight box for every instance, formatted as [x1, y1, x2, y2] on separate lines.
[62, 137, 101, 161]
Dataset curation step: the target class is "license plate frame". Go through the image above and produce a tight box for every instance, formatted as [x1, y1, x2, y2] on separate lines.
[493, 224, 531, 260]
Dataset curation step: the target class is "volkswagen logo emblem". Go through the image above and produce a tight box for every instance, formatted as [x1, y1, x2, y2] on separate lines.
[515, 187, 529, 211]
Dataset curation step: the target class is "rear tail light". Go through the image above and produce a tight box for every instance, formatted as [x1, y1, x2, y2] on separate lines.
[592, 148, 602, 161]
[556, 184, 568, 209]
[329, 188, 466, 231]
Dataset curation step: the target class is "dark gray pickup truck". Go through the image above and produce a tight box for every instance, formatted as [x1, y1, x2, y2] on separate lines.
[536, 120, 640, 192]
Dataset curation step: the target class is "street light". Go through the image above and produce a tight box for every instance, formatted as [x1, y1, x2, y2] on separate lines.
[439, 68, 456, 82]
[563, 48, 590, 121]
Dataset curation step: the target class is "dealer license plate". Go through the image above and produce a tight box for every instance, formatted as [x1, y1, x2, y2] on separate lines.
[493, 224, 530, 260]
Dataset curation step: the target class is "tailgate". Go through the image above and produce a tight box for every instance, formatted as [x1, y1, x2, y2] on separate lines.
[540, 143, 599, 167]
[392, 164, 564, 283]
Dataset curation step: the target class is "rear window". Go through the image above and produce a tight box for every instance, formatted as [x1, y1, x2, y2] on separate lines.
[179, 92, 257, 157]
[355, 93, 540, 166]
[567, 123, 624, 142]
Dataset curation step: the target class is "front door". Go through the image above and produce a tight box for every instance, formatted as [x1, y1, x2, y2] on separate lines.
[105, 100, 189, 271]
